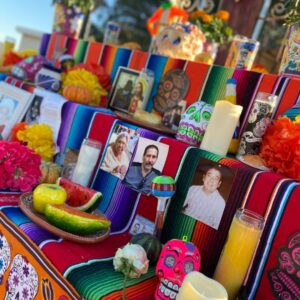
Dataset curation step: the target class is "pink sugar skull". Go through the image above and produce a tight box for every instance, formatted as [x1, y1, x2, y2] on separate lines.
[155, 239, 201, 300]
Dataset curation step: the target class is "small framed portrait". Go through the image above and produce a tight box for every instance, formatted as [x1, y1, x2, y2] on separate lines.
[109, 67, 140, 113]
[162, 100, 186, 130]
[122, 137, 169, 195]
[25, 94, 43, 124]
[130, 214, 155, 236]
[100, 122, 139, 180]
[0, 82, 33, 139]
[182, 157, 236, 230]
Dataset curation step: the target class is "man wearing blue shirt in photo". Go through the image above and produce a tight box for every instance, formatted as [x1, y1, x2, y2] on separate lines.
[123, 144, 161, 194]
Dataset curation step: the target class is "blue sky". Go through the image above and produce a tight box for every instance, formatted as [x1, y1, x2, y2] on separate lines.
[0, 0, 54, 48]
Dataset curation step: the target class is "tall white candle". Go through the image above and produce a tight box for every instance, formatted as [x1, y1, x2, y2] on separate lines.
[176, 272, 228, 300]
[72, 139, 101, 186]
[200, 101, 243, 156]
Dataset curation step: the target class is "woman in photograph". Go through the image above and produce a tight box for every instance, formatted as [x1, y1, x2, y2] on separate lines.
[101, 132, 130, 179]
[129, 81, 144, 113]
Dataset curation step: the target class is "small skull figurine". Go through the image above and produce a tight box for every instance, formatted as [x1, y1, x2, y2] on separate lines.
[155, 239, 201, 300]
[176, 101, 214, 146]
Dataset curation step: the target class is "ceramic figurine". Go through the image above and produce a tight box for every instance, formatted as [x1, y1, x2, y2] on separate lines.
[155, 238, 201, 300]
[176, 101, 214, 146]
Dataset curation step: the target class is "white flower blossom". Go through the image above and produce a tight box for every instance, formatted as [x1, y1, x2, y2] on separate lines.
[113, 243, 149, 278]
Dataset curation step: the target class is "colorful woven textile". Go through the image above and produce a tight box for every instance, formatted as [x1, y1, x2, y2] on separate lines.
[162, 147, 257, 276]
[244, 183, 300, 300]
[0, 209, 80, 299]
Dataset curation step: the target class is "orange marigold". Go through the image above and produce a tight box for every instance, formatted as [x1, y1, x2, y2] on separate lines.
[216, 10, 230, 22]
[190, 9, 205, 19]
[202, 14, 213, 23]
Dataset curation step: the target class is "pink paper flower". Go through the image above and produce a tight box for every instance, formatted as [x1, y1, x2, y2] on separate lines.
[0, 141, 41, 192]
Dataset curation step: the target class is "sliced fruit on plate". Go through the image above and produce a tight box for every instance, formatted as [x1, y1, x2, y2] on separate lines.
[57, 177, 102, 212]
[33, 183, 67, 214]
[44, 204, 111, 235]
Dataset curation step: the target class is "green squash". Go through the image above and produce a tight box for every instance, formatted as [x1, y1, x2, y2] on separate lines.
[130, 233, 162, 264]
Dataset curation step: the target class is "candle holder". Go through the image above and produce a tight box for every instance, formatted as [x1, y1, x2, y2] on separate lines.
[72, 138, 102, 187]
[213, 208, 264, 300]
[151, 176, 176, 239]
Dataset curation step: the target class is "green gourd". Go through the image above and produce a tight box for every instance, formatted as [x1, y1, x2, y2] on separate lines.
[130, 233, 162, 264]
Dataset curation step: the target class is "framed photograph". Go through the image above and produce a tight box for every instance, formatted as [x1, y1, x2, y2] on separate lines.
[182, 157, 236, 230]
[32, 88, 67, 142]
[100, 122, 139, 180]
[130, 214, 155, 236]
[109, 67, 140, 113]
[162, 100, 187, 130]
[0, 82, 34, 140]
[122, 137, 169, 195]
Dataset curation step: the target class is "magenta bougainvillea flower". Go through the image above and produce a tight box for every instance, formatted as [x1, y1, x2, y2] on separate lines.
[0, 141, 41, 192]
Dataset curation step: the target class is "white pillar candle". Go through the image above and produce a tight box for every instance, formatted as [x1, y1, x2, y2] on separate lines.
[200, 101, 243, 156]
[72, 139, 101, 186]
[176, 272, 228, 300]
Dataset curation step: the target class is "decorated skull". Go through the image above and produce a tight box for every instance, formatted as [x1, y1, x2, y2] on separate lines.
[176, 101, 214, 146]
[155, 239, 201, 300]
[153, 69, 189, 113]
[153, 23, 205, 61]
[5, 254, 38, 300]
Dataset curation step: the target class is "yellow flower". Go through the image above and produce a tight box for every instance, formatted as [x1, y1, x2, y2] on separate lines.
[216, 10, 230, 22]
[16, 124, 55, 161]
[202, 14, 213, 23]
[294, 115, 300, 124]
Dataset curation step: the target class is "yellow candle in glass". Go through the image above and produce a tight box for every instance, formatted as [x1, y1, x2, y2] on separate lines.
[176, 272, 228, 300]
[213, 209, 264, 300]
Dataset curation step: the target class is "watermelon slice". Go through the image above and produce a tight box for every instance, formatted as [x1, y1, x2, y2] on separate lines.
[57, 177, 102, 212]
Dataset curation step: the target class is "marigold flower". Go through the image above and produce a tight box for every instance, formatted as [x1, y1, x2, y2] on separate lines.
[16, 124, 55, 161]
[9, 122, 28, 142]
[190, 9, 205, 19]
[202, 14, 213, 23]
[216, 10, 230, 22]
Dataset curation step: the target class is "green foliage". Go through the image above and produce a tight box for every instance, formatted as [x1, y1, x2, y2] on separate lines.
[52, 0, 94, 13]
[285, 0, 300, 25]
[190, 10, 233, 44]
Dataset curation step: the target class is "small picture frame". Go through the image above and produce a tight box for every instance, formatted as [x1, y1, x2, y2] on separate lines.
[130, 214, 155, 235]
[162, 100, 187, 130]
[109, 67, 140, 113]
[0, 82, 34, 139]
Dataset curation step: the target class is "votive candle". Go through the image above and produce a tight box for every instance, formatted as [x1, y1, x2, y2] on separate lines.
[176, 272, 228, 300]
[72, 139, 101, 186]
[200, 101, 243, 156]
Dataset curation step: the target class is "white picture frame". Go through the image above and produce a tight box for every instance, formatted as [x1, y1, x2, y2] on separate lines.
[0, 82, 34, 140]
